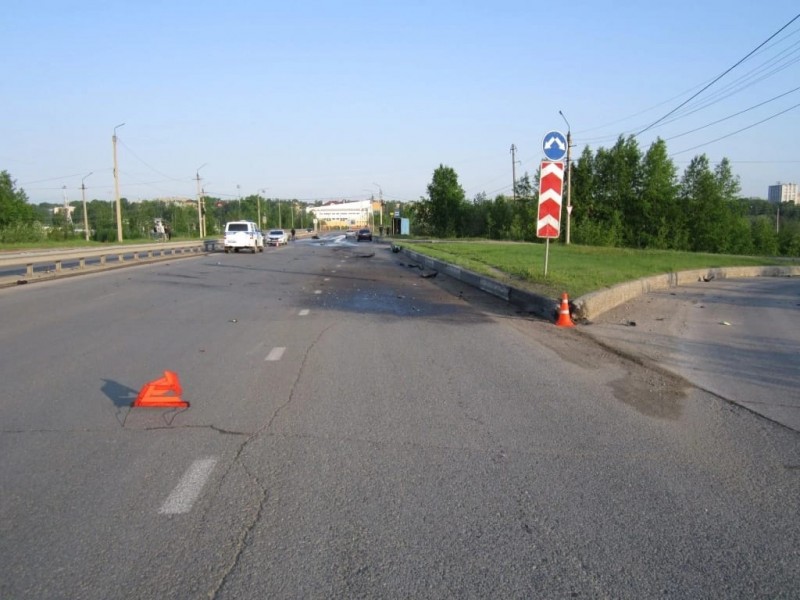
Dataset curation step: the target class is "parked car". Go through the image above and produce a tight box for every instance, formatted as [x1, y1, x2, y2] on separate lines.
[224, 220, 263, 253]
[267, 229, 288, 246]
[356, 228, 373, 242]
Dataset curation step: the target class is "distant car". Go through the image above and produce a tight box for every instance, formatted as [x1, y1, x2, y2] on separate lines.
[267, 229, 288, 246]
[224, 220, 263, 253]
[345, 229, 357, 238]
[356, 228, 372, 242]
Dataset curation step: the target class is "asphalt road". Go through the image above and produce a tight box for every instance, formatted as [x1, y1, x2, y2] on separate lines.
[584, 276, 800, 431]
[1, 236, 798, 599]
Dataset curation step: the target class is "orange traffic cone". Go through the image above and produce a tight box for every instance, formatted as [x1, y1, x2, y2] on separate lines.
[132, 370, 189, 408]
[555, 292, 576, 328]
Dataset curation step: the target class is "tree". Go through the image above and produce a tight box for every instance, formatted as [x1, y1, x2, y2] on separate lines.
[681, 155, 732, 253]
[639, 138, 682, 249]
[0, 170, 37, 227]
[420, 165, 466, 237]
[714, 158, 741, 201]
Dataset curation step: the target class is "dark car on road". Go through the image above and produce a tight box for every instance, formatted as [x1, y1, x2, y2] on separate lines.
[356, 228, 372, 242]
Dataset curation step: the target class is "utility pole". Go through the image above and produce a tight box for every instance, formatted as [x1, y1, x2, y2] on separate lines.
[81, 172, 93, 241]
[112, 123, 125, 242]
[260, 189, 268, 229]
[196, 164, 207, 238]
[373, 183, 383, 228]
[237, 184, 242, 220]
[510, 144, 518, 201]
[559, 111, 573, 244]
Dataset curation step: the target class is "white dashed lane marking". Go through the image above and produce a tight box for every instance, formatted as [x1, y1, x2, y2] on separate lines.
[265, 347, 286, 361]
[159, 458, 218, 515]
[298, 309, 310, 316]
[314, 290, 322, 294]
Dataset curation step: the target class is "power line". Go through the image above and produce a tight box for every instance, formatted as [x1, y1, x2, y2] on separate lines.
[636, 12, 800, 136]
[664, 84, 800, 141]
[670, 100, 800, 155]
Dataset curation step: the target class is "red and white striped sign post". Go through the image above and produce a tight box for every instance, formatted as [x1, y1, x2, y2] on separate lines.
[536, 160, 565, 276]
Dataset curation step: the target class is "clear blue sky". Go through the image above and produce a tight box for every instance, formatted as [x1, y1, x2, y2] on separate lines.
[2, 0, 798, 205]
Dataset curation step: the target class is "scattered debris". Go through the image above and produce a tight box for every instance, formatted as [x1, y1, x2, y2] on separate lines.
[624, 320, 637, 327]
[16, 280, 28, 285]
[420, 270, 438, 279]
[229, 319, 238, 323]
[720, 321, 731, 326]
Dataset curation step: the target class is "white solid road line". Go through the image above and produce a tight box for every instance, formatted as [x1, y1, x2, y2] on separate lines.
[159, 458, 218, 515]
[265, 347, 286, 361]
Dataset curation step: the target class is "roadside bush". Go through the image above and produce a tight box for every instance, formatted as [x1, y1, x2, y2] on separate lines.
[0, 222, 47, 243]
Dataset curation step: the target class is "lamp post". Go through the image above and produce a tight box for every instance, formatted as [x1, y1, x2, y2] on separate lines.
[112, 122, 125, 242]
[373, 183, 383, 229]
[558, 111, 573, 245]
[81, 172, 93, 241]
[236, 184, 241, 219]
[196, 163, 207, 238]
[260, 189, 268, 229]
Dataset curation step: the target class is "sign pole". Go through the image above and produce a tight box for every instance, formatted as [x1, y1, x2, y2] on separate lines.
[538, 131, 567, 280]
[544, 239, 550, 277]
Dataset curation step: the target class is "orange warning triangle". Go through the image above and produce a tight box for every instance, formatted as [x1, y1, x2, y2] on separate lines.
[132, 370, 189, 408]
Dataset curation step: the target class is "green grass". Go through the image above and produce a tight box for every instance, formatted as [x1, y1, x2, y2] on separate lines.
[405, 240, 798, 297]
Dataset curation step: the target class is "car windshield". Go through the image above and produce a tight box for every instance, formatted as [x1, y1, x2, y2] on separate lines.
[269, 230, 284, 235]
[228, 224, 248, 232]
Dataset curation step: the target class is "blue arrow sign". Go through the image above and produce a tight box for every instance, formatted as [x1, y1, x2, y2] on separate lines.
[542, 131, 567, 161]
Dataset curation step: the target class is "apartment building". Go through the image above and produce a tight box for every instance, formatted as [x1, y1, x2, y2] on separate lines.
[767, 182, 798, 204]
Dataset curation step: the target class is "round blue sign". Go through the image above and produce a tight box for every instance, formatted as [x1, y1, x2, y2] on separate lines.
[542, 131, 568, 161]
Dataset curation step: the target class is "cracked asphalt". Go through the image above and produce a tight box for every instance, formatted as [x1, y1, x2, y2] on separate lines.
[1, 236, 798, 599]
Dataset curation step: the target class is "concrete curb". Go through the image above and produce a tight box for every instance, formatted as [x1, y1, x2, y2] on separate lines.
[573, 265, 800, 320]
[399, 246, 557, 320]
[397, 244, 800, 321]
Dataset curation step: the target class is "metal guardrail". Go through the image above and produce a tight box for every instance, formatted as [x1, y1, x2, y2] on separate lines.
[0, 240, 216, 286]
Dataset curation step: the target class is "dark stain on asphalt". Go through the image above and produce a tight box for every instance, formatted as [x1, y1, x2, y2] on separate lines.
[609, 369, 686, 420]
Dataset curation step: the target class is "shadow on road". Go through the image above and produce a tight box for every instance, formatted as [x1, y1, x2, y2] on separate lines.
[101, 378, 138, 408]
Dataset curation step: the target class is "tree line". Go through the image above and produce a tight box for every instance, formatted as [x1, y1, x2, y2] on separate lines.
[0, 171, 314, 243]
[412, 136, 799, 257]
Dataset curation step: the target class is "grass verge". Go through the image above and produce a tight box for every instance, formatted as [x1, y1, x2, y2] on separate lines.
[404, 240, 798, 297]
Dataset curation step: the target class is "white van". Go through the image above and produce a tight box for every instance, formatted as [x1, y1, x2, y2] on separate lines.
[224, 221, 264, 253]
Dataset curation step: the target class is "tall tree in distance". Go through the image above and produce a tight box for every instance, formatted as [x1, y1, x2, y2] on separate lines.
[681, 155, 732, 253]
[639, 138, 682, 249]
[0, 170, 37, 227]
[421, 165, 466, 237]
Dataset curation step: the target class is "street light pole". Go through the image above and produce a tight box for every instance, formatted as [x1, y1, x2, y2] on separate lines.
[559, 111, 573, 245]
[81, 172, 93, 241]
[260, 189, 268, 229]
[237, 184, 241, 220]
[112, 122, 125, 242]
[510, 145, 517, 201]
[373, 183, 383, 229]
[196, 163, 207, 238]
